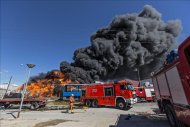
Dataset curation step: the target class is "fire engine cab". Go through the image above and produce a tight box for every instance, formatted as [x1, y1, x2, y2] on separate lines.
[80, 80, 136, 110]
[152, 36, 190, 127]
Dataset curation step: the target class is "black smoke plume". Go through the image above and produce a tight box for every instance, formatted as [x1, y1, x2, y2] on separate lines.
[60, 5, 182, 83]
[29, 73, 47, 82]
[29, 69, 64, 82]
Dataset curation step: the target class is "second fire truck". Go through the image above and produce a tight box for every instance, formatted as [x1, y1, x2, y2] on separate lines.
[135, 82, 156, 102]
[80, 80, 137, 110]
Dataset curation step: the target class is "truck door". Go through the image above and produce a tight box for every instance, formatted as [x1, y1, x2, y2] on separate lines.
[144, 88, 152, 101]
[104, 87, 115, 106]
[183, 45, 190, 105]
[178, 39, 190, 104]
[184, 45, 190, 87]
[137, 87, 146, 98]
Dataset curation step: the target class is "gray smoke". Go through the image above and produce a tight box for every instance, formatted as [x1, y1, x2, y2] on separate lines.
[60, 5, 182, 83]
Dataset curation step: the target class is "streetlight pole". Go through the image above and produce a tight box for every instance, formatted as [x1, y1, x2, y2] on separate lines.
[135, 68, 141, 86]
[17, 64, 35, 118]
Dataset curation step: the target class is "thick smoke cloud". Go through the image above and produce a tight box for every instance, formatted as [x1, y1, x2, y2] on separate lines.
[60, 5, 182, 83]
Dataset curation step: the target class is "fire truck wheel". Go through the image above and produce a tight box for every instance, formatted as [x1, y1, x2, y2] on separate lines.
[165, 104, 179, 127]
[116, 100, 126, 110]
[85, 100, 91, 107]
[137, 97, 141, 103]
[91, 100, 98, 107]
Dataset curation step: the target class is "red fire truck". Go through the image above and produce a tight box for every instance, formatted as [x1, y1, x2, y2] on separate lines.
[80, 80, 136, 110]
[135, 82, 156, 102]
[152, 36, 190, 127]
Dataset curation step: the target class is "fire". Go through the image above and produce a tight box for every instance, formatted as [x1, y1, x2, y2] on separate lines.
[17, 85, 24, 91]
[27, 80, 54, 97]
[17, 70, 72, 98]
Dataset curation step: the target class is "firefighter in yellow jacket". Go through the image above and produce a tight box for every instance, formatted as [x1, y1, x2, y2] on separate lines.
[69, 94, 75, 113]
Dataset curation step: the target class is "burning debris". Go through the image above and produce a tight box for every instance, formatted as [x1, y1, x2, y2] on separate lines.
[18, 70, 72, 97]
[60, 5, 182, 83]
[27, 80, 55, 97]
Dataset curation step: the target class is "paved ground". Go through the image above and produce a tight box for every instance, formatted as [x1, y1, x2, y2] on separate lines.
[0, 103, 170, 127]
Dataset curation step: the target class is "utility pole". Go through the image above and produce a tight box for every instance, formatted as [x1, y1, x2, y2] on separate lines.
[1, 76, 12, 100]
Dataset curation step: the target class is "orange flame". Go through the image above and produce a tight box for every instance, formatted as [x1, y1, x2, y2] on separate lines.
[17, 85, 24, 91]
[17, 71, 72, 98]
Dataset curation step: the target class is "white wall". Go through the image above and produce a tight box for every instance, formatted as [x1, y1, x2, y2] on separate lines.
[0, 84, 18, 91]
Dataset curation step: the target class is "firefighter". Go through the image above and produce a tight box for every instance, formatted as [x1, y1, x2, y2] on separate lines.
[69, 94, 75, 113]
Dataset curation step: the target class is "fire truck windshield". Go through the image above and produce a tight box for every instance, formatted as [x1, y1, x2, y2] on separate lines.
[127, 84, 134, 91]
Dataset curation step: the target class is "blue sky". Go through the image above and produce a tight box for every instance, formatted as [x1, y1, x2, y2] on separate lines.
[1, 0, 190, 85]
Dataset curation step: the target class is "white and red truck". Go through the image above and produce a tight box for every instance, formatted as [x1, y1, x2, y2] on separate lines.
[135, 82, 156, 102]
[80, 80, 137, 110]
[152, 36, 190, 127]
